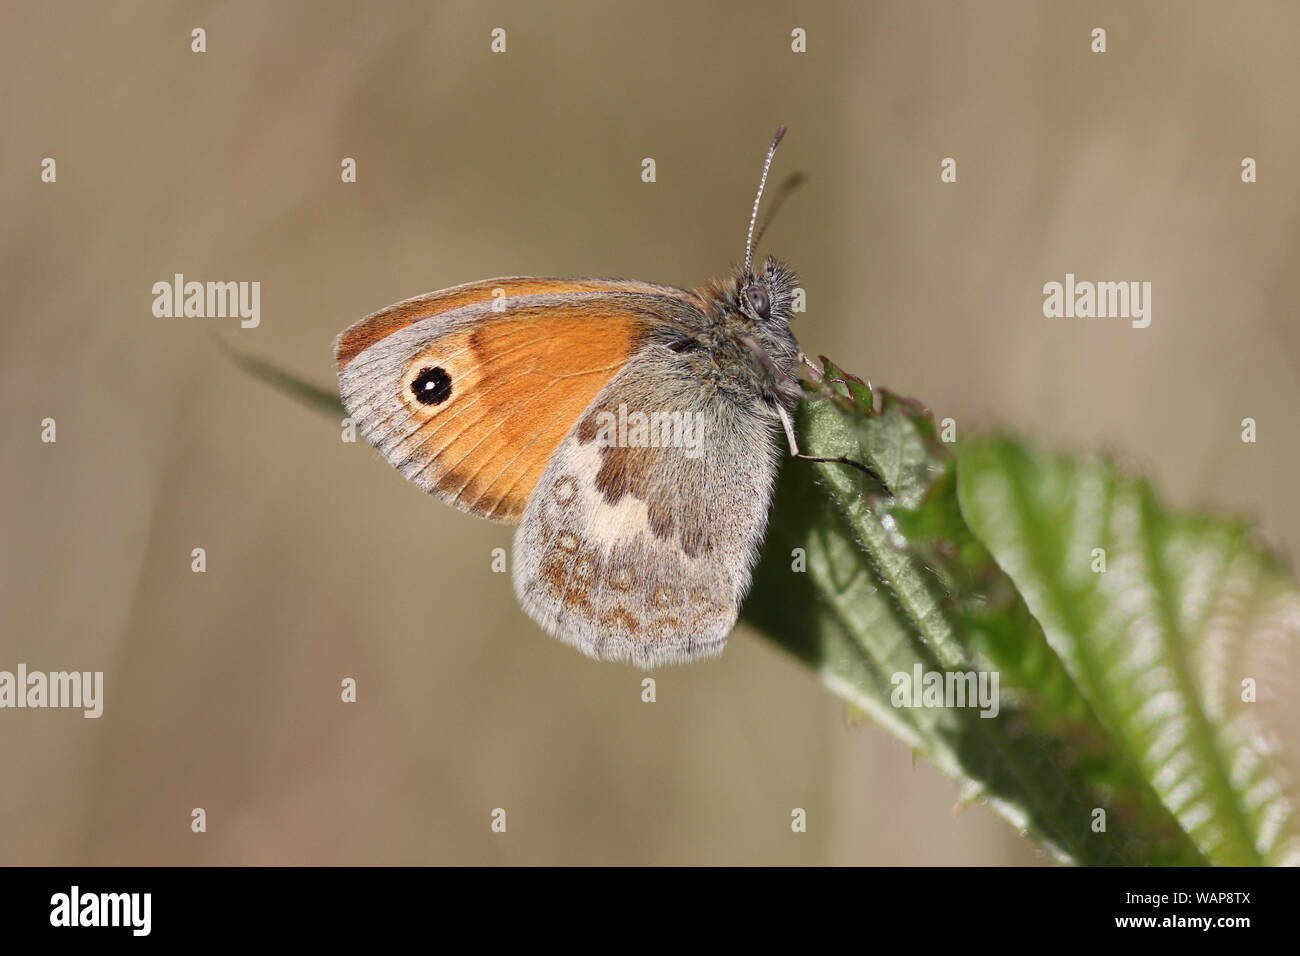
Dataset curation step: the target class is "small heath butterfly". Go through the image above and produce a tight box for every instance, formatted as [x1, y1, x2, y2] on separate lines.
[334, 127, 866, 666]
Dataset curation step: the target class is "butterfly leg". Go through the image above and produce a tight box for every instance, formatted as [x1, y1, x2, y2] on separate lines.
[774, 402, 888, 489]
[798, 352, 876, 404]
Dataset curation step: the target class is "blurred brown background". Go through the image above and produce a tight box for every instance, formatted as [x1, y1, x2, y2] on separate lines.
[2, 1, 1297, 865]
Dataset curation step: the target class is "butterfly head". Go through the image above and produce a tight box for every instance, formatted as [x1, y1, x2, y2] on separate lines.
[714, 127, 803, 399]
[738, 255, 798, 326]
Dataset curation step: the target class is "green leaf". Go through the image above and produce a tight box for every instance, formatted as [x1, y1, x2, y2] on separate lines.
[747, 394, 1200, 864]
[745, 369, 1299, 865]
[956, 437, 1300, 866]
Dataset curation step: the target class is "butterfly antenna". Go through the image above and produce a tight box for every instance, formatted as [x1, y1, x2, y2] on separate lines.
[744, 125, 787, 277]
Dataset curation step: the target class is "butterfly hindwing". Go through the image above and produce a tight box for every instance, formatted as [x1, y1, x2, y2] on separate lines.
[512, 349, 782, 665]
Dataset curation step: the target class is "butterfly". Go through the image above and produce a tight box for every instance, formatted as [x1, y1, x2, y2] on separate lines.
[333, 127, 870, 667]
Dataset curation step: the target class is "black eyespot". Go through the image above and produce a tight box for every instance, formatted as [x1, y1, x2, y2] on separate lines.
[745, 284, 771, 318]
[411, 366, 452, 405]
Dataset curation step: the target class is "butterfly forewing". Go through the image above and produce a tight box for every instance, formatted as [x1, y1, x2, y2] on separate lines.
[334, 280, 699, 522]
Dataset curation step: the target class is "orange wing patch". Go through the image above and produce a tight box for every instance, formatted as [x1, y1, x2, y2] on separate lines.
[399, 309, 643, 520]
[337, 295, 659, 523]
[334, 277, 686, 372]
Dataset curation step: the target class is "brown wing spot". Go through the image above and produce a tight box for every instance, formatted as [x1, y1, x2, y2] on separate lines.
[553, 476, 579, 506]
[652, 617, 682, 637]
[599, 608, 641, 634]
[538, 554, 570, 596]
[561, 549, 596, 611]
[589, 443, 635, 501]
[647, 499, 675, 541]
[577, 407, 713, 556]
[583, 441, 681, 545]
[562, 587, 593, 615]
[680, 515, 714, 559]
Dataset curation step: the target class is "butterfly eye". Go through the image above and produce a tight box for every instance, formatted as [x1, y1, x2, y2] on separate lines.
[745, 284, 771, 318]
[411, 366, 452, 405]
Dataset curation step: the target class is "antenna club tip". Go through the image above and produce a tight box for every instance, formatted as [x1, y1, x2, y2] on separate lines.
[772, 125, 788, 147]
